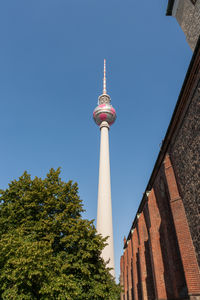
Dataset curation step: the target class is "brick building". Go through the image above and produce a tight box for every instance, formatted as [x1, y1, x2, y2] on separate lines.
[166, 0, 200, 51]
[120, 36, 200, 300]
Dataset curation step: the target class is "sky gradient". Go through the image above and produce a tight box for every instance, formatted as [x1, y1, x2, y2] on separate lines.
[0, 0, 192, 280]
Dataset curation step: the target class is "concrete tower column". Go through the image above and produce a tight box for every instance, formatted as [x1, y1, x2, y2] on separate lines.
[93, 60, 116, 277]
[97, 120, 115, 277]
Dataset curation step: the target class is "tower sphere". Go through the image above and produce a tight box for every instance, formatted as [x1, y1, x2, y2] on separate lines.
[93, 94, 116, 126]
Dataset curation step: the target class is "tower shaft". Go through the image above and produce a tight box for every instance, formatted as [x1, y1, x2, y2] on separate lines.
[97, 121, 115, 278]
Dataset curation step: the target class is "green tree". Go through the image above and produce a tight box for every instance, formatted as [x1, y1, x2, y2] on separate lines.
[0, 169, 120, 300]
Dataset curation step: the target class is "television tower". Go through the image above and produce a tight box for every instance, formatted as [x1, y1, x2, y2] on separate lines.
[93, 60, 116, 277]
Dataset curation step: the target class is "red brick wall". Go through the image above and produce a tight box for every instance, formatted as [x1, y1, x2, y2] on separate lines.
[120, 153, 200, 299]
[153, 167, 187, 297]
[164, 154, 200, 297]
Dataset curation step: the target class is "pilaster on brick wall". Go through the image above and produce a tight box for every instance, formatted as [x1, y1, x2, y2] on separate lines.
[164, 153, 200, 297]
[147, 188, 168, 300]
[120, 256, 125, 300]
[131, 227, 139, 300]
[123, 248, 128, 300]
[153, 180, 181, 298]
[127, 239, 133, 299]
[137, 212, 149, 300]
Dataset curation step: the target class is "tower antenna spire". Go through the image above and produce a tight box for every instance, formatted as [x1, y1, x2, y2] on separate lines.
[103, 59, 107, 95]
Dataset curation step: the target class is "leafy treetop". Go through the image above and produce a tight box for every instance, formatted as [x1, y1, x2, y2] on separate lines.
[0, 168, 120, 300]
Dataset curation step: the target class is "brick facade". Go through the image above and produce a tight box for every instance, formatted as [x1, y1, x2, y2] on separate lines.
[120, 40, 200, 300]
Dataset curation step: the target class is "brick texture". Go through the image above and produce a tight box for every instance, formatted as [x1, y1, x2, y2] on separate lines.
[164, 154, 200, 296]
[120, 155, 199, 299]
[137, 212, 149, 300]
[127, 238, 133, 299]
[154, 168, 187, 298]
[147, 188, 167, 299]
[132, 227, 140, 300]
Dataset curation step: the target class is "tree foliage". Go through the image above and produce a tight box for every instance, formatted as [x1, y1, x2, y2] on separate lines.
[0, 169, 120, 299]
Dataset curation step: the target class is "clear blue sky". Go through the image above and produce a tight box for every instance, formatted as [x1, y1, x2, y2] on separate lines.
[0, 0, 192, 280]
